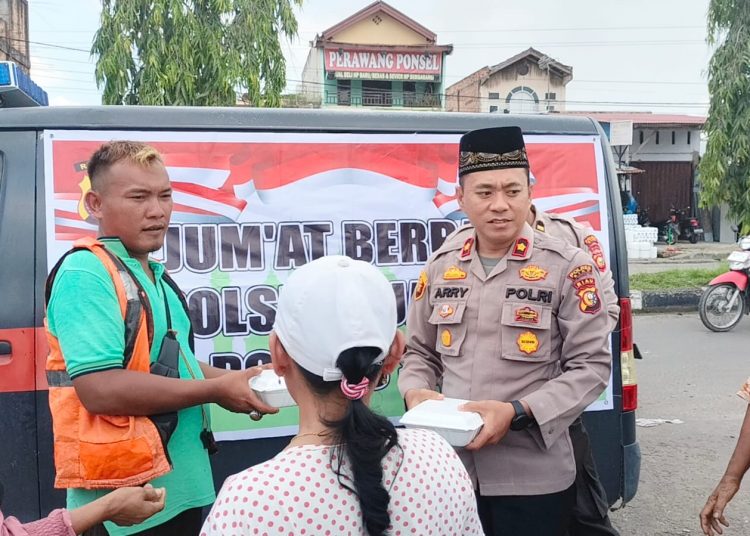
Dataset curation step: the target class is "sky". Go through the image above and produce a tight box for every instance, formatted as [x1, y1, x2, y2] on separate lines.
[26, 0, 712, 115]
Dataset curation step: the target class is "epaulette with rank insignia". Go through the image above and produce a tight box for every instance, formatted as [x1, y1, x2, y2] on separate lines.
[433, 224, 475, 256]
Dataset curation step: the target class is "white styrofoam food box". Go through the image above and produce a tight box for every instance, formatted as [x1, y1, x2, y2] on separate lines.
[399, 397, 484, 447]
[250, 369, 297, 407]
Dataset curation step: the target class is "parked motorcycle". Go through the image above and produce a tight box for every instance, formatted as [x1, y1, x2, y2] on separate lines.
[637, 206, 651, 227]
[699, 236, 750, 332]
[677, 206, 704, 244]
[656, 207, 681, 245]
[657, 206, 704, 245]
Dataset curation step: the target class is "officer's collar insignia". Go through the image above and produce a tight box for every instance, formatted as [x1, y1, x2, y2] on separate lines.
[535, 221, 546, 232]
[519, 265, 548, 282]
[511, 237, 530, 258]
[443, 266, 467, 280]
[460, 237, 474, 259]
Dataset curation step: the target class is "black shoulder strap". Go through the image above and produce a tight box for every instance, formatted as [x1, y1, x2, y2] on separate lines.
[161, 271, 196, 354]
[101, 250, 154, 368]
[45, 244, 154, 369]
[45, 247, 88, 306]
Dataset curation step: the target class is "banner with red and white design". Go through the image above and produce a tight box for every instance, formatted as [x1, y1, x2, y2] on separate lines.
[43, 130, 612, 440]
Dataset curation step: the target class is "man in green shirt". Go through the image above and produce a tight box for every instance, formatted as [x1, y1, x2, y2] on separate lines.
[46, 141, 277, 536]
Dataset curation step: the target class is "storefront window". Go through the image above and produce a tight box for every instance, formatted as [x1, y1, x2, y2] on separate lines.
[362, 80, 392, 107]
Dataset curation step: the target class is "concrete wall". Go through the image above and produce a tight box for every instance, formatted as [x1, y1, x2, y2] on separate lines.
[444, 66, 489, 113]
[333, 13, 429, 45]
[299, 48, 324, 102]
[629, 127, 702, 163]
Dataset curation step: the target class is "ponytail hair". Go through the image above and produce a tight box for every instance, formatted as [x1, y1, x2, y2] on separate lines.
[297, 346, 401, 536]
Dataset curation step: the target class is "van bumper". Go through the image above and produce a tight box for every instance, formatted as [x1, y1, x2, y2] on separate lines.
[622, 440, 641, 503]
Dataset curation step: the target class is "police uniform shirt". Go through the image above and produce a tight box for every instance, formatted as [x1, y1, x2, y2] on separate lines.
[532, 207, 619, 329]
[398, 222, 612, 496]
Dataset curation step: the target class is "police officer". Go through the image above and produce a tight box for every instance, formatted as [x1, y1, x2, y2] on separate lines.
[530, 203, 620, 536]
[398, 126, 612, 536]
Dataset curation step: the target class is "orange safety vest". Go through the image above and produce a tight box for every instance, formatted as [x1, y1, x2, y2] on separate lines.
[44, 237, 172, 489]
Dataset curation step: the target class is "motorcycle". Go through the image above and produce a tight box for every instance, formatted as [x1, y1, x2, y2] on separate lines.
[699, 236, 750, 332]
[657, 207, 681, 245]
[677, 206, 704, 244]
[637, 206, 651, 227]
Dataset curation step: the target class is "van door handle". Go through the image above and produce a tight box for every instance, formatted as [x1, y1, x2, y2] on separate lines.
[0, 341, 11, 355]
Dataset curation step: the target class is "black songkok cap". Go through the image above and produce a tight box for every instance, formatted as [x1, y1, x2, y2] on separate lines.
[458, 126, 529, 177]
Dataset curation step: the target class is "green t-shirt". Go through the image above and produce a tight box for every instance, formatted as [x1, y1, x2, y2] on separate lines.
[46, 238, 216, 535]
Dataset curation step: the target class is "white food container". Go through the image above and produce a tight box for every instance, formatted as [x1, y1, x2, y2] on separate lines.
[399, 397, 483, 447]
[249, 370, 297, 408]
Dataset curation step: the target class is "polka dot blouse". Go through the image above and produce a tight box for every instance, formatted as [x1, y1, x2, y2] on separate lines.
[201, 428, 482, 535]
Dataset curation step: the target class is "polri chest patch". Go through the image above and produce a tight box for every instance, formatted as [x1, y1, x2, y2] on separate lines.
[505, 287, 553, 304]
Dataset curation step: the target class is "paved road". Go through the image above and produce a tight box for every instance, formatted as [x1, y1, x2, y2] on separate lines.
[610, 313, 750, 535]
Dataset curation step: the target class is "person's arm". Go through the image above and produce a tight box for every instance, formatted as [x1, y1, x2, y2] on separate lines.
[397, 268, 445, 409]
[571, 228, 619, 331]
[50, 264, 277, 416]
[199, 362, 230, 379]
[522, 253, 612, 448]
[72, 366, 278, 416]
[68, 485, 166, 533]
[5, 486, 166, 536]
[700, 405, 750, 535]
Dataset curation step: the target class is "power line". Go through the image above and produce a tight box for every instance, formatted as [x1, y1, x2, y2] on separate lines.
[285, 39, 707, 51]
[5, 35, 90, 53]
[294, 24, 706, 35]
[31, 54, 96, 66]
[30, 24, 705, 36]
[15, 33, 708, 54]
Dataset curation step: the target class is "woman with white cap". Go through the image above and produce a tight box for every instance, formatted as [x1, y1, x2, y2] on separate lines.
[201, 255, 481, 536]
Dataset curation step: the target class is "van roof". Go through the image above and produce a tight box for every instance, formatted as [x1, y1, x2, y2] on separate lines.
[0, 106, 602, 135]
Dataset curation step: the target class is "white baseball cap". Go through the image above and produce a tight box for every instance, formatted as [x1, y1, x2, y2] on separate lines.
[273, 255, 398, 381]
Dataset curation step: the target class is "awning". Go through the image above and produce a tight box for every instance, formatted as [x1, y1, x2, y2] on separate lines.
[616, 165, 645, 175]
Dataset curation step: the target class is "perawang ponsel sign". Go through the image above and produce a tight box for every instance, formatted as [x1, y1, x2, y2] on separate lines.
[44, 131, 611, 440]
[325, 47, 442, 74]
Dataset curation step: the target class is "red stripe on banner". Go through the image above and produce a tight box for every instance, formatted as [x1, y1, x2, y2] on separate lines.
[172, 203, 216, 216]
[250, 145, 455, 191]
[54, 209, 81, 220]
[55, 226, 96, 241]
[550, 200, 600, 215]
[172, 183, 247, 210]
[535, 187, 596, 197]
[433, 192, 457, 208]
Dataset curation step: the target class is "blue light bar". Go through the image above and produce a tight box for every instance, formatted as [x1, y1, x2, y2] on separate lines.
[0, 63, 11, 86]
[0, 61, 49, 107]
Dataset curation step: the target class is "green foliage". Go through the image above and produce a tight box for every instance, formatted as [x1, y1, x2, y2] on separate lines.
[91, 0, 302, 106]
[629, 263, 728, 291]
[700, 0, 750, 232]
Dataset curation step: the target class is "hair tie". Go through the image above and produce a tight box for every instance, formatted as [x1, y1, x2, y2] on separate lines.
[340, 377, 370, 400]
